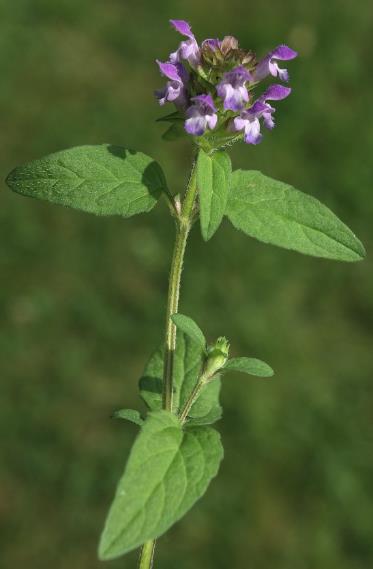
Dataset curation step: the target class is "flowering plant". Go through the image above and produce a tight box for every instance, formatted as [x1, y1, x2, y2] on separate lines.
[5, 19, 365, 569]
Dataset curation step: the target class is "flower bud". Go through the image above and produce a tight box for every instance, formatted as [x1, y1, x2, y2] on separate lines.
[204, 337, 230, 380]
[220, 36, 239, 56]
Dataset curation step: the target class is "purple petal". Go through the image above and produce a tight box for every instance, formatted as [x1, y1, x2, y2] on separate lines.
[225, 86, 249, 111]
[202, 38, 221, 50]
[206, 114, 218, 130]
[263, 111, 275, 130]
[170, 19, 194, 39]
[154, 87, 167, 106]
[156, 60, 180, 81]
[261, 84, 292, 101]
[233, 116, 248, 132]
[268, 61, 290, 81]
[179, 38, 200, 67]
[246, 100, 269, 118]
[222, 66, 252, 86]
[169, 49, 180, 64]
[244, 118, 262, 145]
[185, 115, 206, 136]
[191, 93, 217, 112]
[255, 45, 297, 82]
[271, 45, 298, 61]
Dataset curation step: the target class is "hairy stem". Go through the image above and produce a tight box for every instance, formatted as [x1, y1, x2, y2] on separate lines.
[162, 155, 199, 411]
[138, 540, 155, 569]
[179, 376, 206, 424]
[162, 222, 190, 411]
[138, 152, 200, 569]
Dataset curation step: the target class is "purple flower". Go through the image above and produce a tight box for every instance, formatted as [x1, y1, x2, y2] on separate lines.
[155, 60, 188, 107]
[255, 45, 298, 82]
[232, 84, 291, 144]
[169, 19, 201, 68]
[185, 94, 218, 136]
[202, 38, 221, 51]
[217, 66, 252, 111]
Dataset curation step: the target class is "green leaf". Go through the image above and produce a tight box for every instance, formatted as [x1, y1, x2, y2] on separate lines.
[162, 123, 188, 141]
[185, 404, 223, 426]
[99, 410, 223, 560]
[156, 111, 184, 123]
[171, 313, 206, 351]
[226, 170, 366, 262]
[224, 357, 274, 378]
[112, 409, 144, 426]
[139, 331, 222, 425]
[6, 145, 166, 217]
[197, 150, 231, 241]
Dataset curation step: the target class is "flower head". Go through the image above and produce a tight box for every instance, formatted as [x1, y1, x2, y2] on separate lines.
[155, 20, 297, 146]
[185, 94, 218, 136]
[217, 66, 252, 111]
[255, 45, 298, 82]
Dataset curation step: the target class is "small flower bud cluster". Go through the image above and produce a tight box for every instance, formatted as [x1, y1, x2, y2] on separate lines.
[155, 20, 297, 148]
[204, 337, 230, 380]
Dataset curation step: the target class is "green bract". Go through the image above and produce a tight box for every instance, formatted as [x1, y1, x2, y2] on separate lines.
[6, 145, 167, 217]
[99, 410, 223, 560]
[226, 170, 366, 262]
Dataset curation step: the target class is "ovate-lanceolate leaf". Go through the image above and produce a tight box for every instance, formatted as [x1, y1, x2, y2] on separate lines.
[6, 145, 167, 217]
[197, 150, 231, 241]
[224, 357, 274, 377]
[139, 331, 222, 425]
[112, 409, 144, 426]
[171, 313, 206, 351]
[99, 410, 223, 560]
[226, 170, 365, 262]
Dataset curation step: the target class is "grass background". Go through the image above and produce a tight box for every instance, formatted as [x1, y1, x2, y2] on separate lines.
[0, 1, 372, 568]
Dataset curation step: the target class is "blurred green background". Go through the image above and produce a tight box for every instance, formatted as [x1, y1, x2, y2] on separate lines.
[1, 1, 372, 568]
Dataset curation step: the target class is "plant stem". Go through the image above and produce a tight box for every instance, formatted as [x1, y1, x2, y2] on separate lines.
[138, 540, 155, 569]
[138, 152, 200, 569]
[179, 376, 206, 424]
[162, 155, 199, 412]
[162, 222, 190, 411]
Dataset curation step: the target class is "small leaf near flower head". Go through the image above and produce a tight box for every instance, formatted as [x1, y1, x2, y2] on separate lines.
[224, 357, 274, 378]
[197, 149, 232, 241]
[162, 123, 188, 141]
[156, 110, 184, 123]
[171, 313, 207, 351]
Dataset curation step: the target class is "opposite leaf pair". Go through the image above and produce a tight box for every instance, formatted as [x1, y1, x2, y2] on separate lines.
[6, 144, 365, 263]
